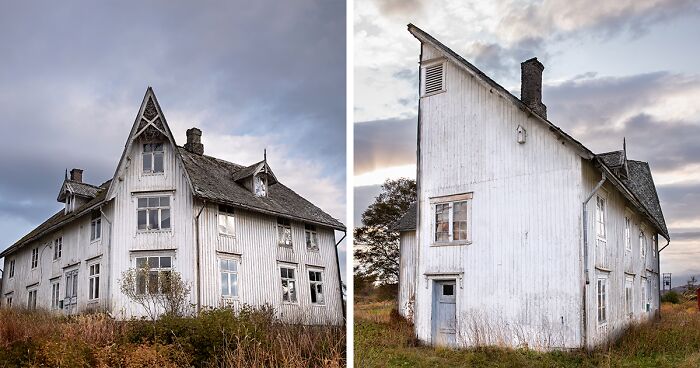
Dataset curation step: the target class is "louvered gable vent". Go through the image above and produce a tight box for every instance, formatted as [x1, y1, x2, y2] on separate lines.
[424, 63, 444, 95]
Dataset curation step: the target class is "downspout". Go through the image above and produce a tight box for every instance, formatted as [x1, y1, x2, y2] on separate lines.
[100, 205, 112, 314]
[334, 231, 347, 320]
[657, 236, 670, 318]
[581, 172, 606, 349]
[194, 200, 207, 314]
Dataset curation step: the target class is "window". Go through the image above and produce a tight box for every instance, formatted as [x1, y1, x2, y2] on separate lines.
[135, 256, 172, 295]
[443, 284, 454, 296]
[5, 296, 12, 308]
[91, 212, 101, 241]
[31, 248, 39, 269]
[277, 218, 292, 247]
[219, 257, 239, 299]
[640, 230, 647, 258]
[624, 217, 631, 252]
[423, 62, 445, 96]
[254, 175, 267, 197]
[65, 270, 79, 305]
[53, 237, 62, 260]
[625, 276, 633, 316]
[305, 224, 319, 251]
[8, 259, 14, 278]
[597, 276, 607, 324]
[142, 143, 164, 174]
[280, 266, 297, 303]
[641, 277, 648, 312]
[309, 269, 325, 305]
[596, 196, 606, 239]
[652, 235, 657, 258]
[218, 205, 235, 236]
[27, 289, 37, 310]
[431, 194, 472, 244]
[137, 196, 171, 231]
[89, 263, 100, 300]
[51, 281, 60, 309]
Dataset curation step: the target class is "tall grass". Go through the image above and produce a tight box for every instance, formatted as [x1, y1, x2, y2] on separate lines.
[0, 306, 345, 367]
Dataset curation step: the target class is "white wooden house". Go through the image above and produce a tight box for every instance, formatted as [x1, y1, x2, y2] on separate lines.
[0, 88, 345, 325]
[395, 25, 669, 349]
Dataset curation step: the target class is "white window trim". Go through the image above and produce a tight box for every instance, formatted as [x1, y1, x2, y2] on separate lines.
[218, 206, 236, 238]
[27, 287, 38, 310]
[420, 58, 447, 97]
[595, 195, 607, 241]
[132, 253, 175, 295]
[640, 225, 647, 259]
[88, 262, 101, 301]
[597, 274, 608, 326]
[430, 193, 473, 246]
[277, 218, 293, 248]
[51, 280, 61, 309]
[307, 266, 326, 306]
[218, 255, 241, 301]
[624, 275, 634, 317]
[136, 195, 172, 233]
[91, 216, 102, 242]
[53, 237, 62, 261]
[641, 276, 648, 313]
[8, 259, 15, 279]
[279, 263, 299, 305]
[305, 224, 320, 252]
[624, 214, 631, 252]
[30, 247, 39, 269]
[142, 143, 166, 175]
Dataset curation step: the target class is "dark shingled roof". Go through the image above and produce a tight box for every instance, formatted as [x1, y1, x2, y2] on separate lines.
[393, 202, 417, 232]
[178, 147, 344, 230]
[620, 160, 669, 237]
[598, 151, 625, 168]
[0, 180, 111, 258]
[57, 180, 101, 201]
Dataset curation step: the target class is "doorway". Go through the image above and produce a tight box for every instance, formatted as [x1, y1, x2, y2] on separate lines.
[432, 280, 457, 346]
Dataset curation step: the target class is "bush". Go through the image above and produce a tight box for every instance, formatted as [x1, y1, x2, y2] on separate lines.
[662, 291, 682, 304]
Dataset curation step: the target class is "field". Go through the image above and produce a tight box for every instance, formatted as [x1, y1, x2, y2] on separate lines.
[0, 306, 345, 368]
[355, 301, 700, 367]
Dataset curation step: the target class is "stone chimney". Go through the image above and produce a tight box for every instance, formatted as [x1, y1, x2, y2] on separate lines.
[184, 127, 204, 155]
[70, 168, 83, 183]
[520, 57, 547, 119]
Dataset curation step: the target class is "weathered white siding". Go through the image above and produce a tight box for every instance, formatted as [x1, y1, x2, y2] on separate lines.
[414, 43, 584, 349]
[398, 230, 417, 321]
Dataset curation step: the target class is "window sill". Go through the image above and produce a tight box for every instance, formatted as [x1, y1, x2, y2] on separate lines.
[306, 248, 320, 253]
[430, 241, 471, 247]
[282, 301, 299, 306]
[137, 229, 172, 234]
[311, 303, 326, 307]
[219, 233, 236, 239]
[142, 172, 165, 177]
[278, 244, 294, 249]
[90, 239, 101, 244]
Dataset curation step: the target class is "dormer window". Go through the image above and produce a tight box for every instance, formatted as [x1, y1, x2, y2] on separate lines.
[254, 175, 267, 197]
[143, 143, 164, 174]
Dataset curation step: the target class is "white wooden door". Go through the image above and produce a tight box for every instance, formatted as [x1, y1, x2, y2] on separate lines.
[64, 269, 78, 313]
[432, 280, 457, 346]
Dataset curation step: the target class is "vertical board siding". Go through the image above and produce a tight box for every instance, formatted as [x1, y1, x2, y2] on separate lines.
[398, 231, 417, 320]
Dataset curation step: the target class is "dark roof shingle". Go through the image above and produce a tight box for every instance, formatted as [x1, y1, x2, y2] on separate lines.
[393, 202, 417, 232]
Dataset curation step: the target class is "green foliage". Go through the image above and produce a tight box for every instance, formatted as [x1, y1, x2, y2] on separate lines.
[354, 178, 416, 284]
[662, 291, 681, 304]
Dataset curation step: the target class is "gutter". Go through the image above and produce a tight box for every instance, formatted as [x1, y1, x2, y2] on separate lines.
[334, 231, 347, 319]
[582, 173, 607, 349]
[194, 200, 207, 314]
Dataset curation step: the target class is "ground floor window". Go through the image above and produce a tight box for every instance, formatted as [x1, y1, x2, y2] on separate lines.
[51, 281, 60, 309]
[280, 265, 297, 303]
[625, 276, 633, 316]
[219, 257, 239, 299]
[135, 256, 172, 295]
[5, 294, 12, 308]
[27, 289, 37, 310]
[597, 276, 608, 324]
[308, 268, 325, 305]
[89, 263, 100, 300]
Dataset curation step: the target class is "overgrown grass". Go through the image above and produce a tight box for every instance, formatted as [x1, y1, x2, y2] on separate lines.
[355, 301, 700, 367]
[0, 305, 345, 367]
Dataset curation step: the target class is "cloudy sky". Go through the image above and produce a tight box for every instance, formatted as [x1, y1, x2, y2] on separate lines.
[354, 0, 700, 287]
[0, 1, 347, 278]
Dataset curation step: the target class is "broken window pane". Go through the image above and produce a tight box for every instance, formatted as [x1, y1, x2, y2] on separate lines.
[161, 209, 170, 229]
[435, 203, 450, 242]
[148, 209, 159, 230]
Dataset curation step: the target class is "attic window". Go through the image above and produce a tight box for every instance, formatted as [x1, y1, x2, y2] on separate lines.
[254, 175, 267, 197]
[423, 62, 445, 96]
[143, 143, 164, 174]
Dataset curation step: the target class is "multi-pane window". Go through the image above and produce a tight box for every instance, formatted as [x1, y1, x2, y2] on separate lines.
[8, 260, 14, 278]
[254, 175, 267, 197]
[280, 266, 297, 303]
[309, 269, 325, 305]
[641, 278, 648, 312]
[5, 296, 12, 308]
[596, 196, 606, 239]
[625, 276, 633, 316]
[142, 143, 164, 174]
[65, 270, 79, 304]
[137, 196, 171, 231]
[31, 248, 39, 269]
[305, 224, 319, 251]
[89, 264, 100, 300]
[433, 197, 471, 243]
[53, 237, 62, 260]
[51, 282, 60, 309]
[218, 205, 235, 236]
[640, 230, 647, 258]
[219, 258, 239, 298]
[27, 289, 37, 310]
[277, 218, 292, 247]
[597, 277, 607, 324]
[91, 212, 102, 241]
[624, 217, 631, 252]
[135, 256, 172, 295]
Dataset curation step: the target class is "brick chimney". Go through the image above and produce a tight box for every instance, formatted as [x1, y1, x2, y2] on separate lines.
[184, 127, 204, 155]
[521, 57, 547, 119]
[70, 168, 83, 183]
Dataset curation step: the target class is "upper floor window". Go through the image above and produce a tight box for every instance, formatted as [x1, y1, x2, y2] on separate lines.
[640, 230, 647, 258]
[31, 248, 39, 269]
[89, 263, 100, 300]
[624, 216, 631, 252]
[597, 276, 607, 325]
[8, 259, 15, 278]
[254, 175, 267, 197]
[218, 205, 235, 236]
[53, 237, 62, 260]
[137, 196, 171, 231]
[305, 224, 319, 251]
[431, 193, 472, 244]
[135, 256, 172, 295]
[142, 143, 164, 174]
[309, 269, 325, 305]
[91, 212, 102, 241]
[277, 218, 292, 247]
[595, 196, 606, 239]
[219, 257, 239, 299]
[652, 235, 657, 258]
[280, 265, 297, 303]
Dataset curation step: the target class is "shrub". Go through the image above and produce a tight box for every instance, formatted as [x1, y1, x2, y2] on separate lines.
[662, 291, 682, 304]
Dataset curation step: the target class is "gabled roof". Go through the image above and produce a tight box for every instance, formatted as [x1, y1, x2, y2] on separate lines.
[392, 202, 416, 232]
[57, 180, 101, 202]
[0, 180, 111, 258]
[179, 147, 344, 230]
[407, 24, 669, 241]
[231, 160, 278, 185]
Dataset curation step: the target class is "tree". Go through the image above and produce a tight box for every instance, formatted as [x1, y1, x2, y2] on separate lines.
[120, 266, 192, 320]
[354, 178, 416, 284]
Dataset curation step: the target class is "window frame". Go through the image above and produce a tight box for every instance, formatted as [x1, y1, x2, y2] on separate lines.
[624, 275, 634, 317]
[595, 195, 607, 241]
[279, 264, 298, 304]
[5, 294, 12, 308]
[31, 247, 39, 269]
[53, 237, 62, 260]
[641, 277, 648, 312]
[640, 226, 647, 259]
[430, 193, 473, 246]
[308, 267, 326, 306]
[597, 274, 608, 326]
[8, 259, 14, 279]
[624, 215, 631, 252]
[277, 218, 293, 248]
[88, 263, 100, 301]
[133, 254, 173, 295]
[136, 195, 172, 232]
[51, 280, 60, 309]
[218, 205, 236, 237]
[305, 224, 319, 251]
[253, 174, 267, 197]
[142, 143, 165, 175]
[218, 255, 240, 300]
[27, 288, 37, 310]
[91, 212, 102, 242]
[421, 58, 447, 97]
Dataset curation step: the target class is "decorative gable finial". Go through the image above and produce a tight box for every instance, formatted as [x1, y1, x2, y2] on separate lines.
[264, 148, 267, 162]
[64, 168, 68, 181]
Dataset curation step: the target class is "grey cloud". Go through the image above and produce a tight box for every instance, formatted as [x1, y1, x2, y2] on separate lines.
[354, 185, 383, 226]
[465, 37, 547, 80]
[375, 0, 425, 16]
[354, 118, 417, 175]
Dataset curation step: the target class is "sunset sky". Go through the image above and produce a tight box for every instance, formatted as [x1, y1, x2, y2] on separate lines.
[354, 0, 700, 286]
